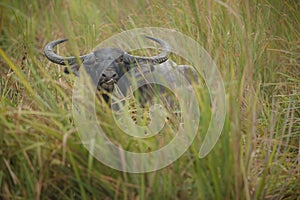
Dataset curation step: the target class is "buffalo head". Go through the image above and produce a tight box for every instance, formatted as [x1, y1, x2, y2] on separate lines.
[44, 36, 170, 93]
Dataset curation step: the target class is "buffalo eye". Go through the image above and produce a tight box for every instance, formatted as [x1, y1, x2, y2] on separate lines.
[116, 56, 123, 63]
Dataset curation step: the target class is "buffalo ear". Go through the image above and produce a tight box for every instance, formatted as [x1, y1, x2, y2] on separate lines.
[63, 53, 95, 76]
[177, 65, 199, 84]
[63, 64, 80, 76]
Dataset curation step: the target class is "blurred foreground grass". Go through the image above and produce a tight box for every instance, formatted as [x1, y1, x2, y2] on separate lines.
[0, 0, 299, 199]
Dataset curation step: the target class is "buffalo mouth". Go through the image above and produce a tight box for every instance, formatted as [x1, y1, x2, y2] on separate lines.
[100, 79, 116, 92]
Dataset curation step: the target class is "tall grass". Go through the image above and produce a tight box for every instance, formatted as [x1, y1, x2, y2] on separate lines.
[0, 0, 299, 199]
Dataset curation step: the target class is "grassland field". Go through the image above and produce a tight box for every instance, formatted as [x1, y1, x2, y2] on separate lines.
[0, 0, 299, 199]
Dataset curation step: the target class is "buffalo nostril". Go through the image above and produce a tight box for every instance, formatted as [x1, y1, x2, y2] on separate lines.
[102, 72, 117, 80]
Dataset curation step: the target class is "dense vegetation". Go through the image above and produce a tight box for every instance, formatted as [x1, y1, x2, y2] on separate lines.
[0, 0, 299, 199]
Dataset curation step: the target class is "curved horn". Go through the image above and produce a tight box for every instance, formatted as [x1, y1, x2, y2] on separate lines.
[123, 36, 171, 64]
[44, 39, 87, 65]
